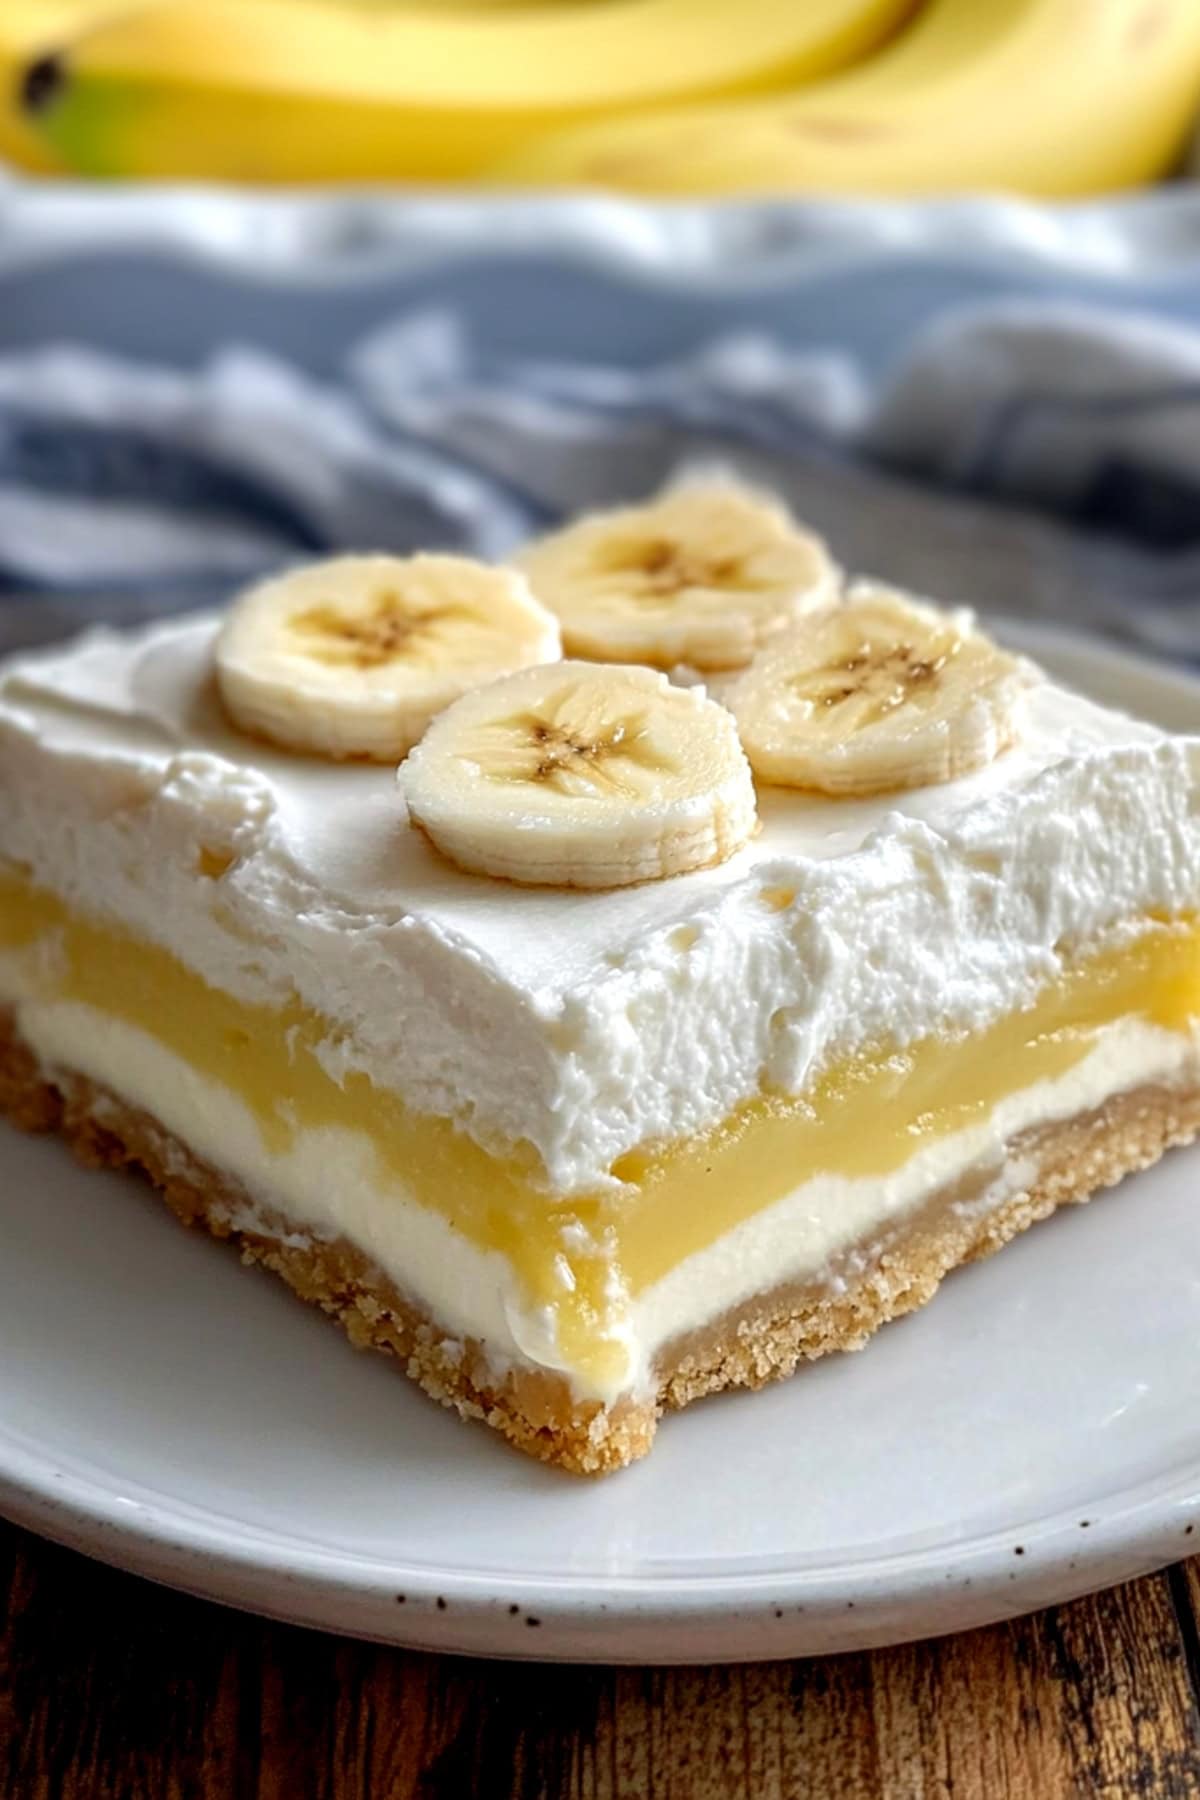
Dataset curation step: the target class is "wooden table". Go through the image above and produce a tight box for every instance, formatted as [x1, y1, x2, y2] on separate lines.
[4, 1522, 1200, 1797]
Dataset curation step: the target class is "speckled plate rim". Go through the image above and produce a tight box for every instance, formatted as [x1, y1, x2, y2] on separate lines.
[1, 619, 1199, 1664]
[1, 1407, 1199, 1663]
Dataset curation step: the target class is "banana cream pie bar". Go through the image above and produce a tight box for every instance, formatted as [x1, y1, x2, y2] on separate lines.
[3, 483, 1200, 1475]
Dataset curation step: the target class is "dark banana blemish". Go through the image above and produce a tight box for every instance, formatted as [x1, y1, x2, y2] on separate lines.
[20, 54, 66, 117]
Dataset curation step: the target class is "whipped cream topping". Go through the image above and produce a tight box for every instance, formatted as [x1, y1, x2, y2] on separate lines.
[2, 614, 1199, 1194]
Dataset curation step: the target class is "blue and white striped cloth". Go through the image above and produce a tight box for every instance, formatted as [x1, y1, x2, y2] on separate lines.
[4, 287, 1200, 662]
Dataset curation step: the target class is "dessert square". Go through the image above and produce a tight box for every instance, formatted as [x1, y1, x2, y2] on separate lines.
[3, 493, 1199, 1474]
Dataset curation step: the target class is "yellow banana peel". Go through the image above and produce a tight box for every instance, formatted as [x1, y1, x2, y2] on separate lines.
[494, 0, 1200, 196]
[11, 0, 1198, 197]
[14, 0, 915, 181]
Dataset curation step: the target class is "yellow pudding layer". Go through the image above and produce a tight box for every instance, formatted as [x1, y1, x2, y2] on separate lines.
[2, 869, 1199, 1391]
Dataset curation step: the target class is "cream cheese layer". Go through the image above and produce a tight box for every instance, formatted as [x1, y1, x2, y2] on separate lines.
[9, 989, 1197, 1404]
[3, 883, 1199, 1401]
[3, 615, 1200, 1195]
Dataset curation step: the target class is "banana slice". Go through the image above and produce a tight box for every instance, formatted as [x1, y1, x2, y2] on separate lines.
[399, 660, 758, 888]
[215, 553, 561, 762]
[726, 583, 1036, 796]
[513, 483, 838, 673]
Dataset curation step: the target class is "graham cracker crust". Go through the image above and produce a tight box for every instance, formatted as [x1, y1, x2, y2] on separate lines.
[3, 1006, 1199, 1475]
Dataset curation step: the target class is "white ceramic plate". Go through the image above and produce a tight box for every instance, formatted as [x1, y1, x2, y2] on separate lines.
[2, 621, 1199, 1664]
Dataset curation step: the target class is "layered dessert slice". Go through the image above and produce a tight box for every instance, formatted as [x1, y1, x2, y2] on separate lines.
[2, 486, 1199, 1474]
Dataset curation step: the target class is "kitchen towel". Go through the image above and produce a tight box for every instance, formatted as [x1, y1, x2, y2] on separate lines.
[3, 289, 1200, 661]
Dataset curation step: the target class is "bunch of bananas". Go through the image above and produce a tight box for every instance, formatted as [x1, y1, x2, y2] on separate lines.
[4, 0, 1200, 195]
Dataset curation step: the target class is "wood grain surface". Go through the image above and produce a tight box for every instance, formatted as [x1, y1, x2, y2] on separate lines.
[4, 1523, 1200, 1798]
